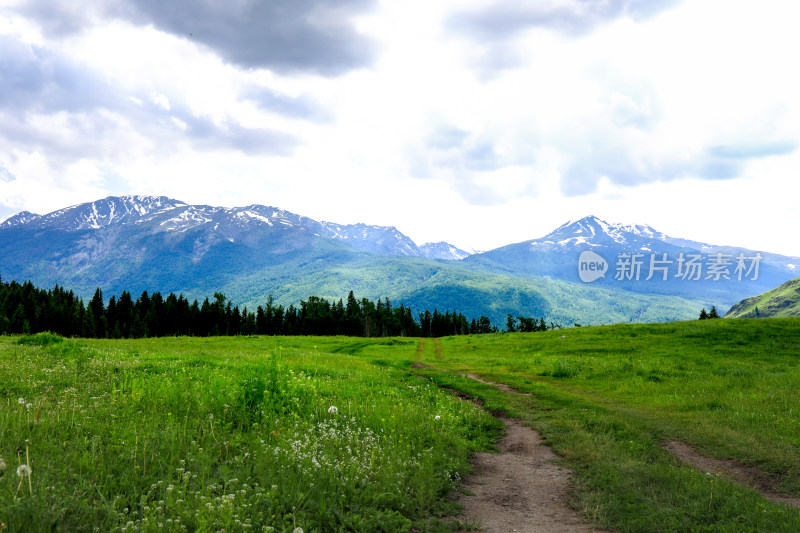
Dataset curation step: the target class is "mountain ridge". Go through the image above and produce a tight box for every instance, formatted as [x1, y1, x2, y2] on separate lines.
[1, 195, 469, 261]
[2, 196, 798, 326]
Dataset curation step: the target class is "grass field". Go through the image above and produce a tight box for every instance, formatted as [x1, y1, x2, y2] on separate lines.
[0, 334, 500, 532]
[2, 317, 800, 532]
[411, 318, 800, 532]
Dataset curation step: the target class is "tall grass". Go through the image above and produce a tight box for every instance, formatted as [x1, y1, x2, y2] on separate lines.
[0, 335, 500, 532]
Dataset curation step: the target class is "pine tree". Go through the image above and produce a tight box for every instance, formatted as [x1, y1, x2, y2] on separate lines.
[477, 316, 492, 334]
[517, 316, 535, 332]
[89, 288, 106, 338]
[420, 310, 432, 338]
[699, 308, 708, 320]
[11, 303, 29, 334]
[106, 295, 119, 338]
[83, 306, 97, 337]
[241, 307, 256, 335]
[148, 292, 166, 337]
[256, 305, 267, 335]
[345, 291, 361, 336]
[708, 306, 719, 319]
[117, 291, 134, 338]
[131, 310, 147, 338]
[505, 314, 517, 333]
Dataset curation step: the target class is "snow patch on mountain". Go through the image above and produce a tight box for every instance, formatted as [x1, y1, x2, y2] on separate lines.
[319, 222, 420, 256]
[236, 210, 273, 226]
[419, 242, 471, 260]
[619, 223, 666, 241]
[161, 207, 215, 232]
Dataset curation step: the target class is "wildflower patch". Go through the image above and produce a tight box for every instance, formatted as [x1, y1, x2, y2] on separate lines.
[0, 335, 498, 531]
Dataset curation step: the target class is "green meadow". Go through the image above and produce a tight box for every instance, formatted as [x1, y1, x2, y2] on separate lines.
[0, 334, 500, 532]
[2, 317, 800, 532]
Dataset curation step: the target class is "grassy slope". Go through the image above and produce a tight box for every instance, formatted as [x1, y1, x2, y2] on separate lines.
[221, 255, 709, 327]
[406, 318, 800, 532]
[726, 276, 800, 318]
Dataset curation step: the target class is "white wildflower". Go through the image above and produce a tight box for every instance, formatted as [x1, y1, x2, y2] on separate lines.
[26, 403, 33, 411]
[18, 398, 25, 405]
[327, 405, 338, 414]
[17, 464, 31, 477]
[293, 528, 304, 533]
[434, 415, 441, 421]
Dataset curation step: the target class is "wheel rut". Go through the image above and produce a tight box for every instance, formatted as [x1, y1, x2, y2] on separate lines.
[456, 416, 605, 532]
[415, 349, 798, 530]
[412, 357, 606, 532]
[664, 441, 800, 509]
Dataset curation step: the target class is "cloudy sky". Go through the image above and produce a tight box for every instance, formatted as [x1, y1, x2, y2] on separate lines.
[1, 0, 799, 256]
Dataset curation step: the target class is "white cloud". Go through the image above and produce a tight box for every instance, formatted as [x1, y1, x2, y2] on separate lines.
[149, 92, 171, 111]
[1, 0, 799, 257]
[0, 151, 109, 215]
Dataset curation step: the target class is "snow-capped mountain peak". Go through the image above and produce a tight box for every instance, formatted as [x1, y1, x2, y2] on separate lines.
[542, 215, 668, 249]
[542, 215, 619, 247]
[1, 196, 472, 260]
[35, 195, 188, 231]
[0, 210, 41, 229]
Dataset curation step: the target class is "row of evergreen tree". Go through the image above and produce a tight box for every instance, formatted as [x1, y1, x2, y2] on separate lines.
[698, 306, 721, 320]
[0, 276, 509, 338]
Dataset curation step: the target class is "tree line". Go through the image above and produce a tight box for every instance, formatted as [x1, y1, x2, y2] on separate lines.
[698, 306, 721, 320]
[505, 314, 560, 332]
[0, 276, 511, 338]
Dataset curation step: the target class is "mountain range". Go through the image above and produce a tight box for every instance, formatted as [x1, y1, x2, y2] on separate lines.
[0, 196, 469, 260]
[465, 215, 800, 304]
[2, 195, 798, 327]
